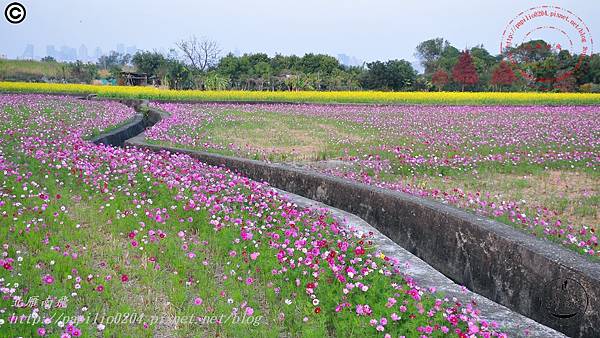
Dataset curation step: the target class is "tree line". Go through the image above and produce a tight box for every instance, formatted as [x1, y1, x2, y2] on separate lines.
[33, 36, 600, 92]
[415, 38, 600, 92]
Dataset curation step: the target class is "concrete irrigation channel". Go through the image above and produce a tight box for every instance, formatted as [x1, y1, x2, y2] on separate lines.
[90, 97, 599, 338]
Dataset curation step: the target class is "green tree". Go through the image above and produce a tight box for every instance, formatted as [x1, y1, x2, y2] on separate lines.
[361, 60, 416, 91]
[163, 59, 193, 90]
[41, 56, 56, 62]
[470, 45, 498, 90]
[300, 54, 341, 75]
[97, 51, 130, 70]
[203, 72, 230, 90]
[69, 61, 98, 83]
[415, 38, 451, 75]
[252, 61, 272, 90]
[132, 51, 167, 78]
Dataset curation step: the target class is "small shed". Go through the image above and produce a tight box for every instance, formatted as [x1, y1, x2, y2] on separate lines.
[118, 71, 148, 86]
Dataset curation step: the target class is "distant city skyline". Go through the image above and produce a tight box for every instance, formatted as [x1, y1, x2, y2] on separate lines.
[18, 43, 138, 62]
[15, 41, 367, 69]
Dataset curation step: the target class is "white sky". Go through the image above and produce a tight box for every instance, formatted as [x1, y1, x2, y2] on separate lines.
[1, 0, 598, 63]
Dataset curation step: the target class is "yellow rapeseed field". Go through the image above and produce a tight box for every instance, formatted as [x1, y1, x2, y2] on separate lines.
[1, 81, 600, 104]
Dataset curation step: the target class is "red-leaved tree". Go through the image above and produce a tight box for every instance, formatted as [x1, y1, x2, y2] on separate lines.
[431, 69, 449, 91]
[452, 51, 479, 91]
[491, 61, 517, 90]
[554, 70, 577, 92]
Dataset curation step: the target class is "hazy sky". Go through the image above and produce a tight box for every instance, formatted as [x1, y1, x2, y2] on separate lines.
[1, 0, 598, 63]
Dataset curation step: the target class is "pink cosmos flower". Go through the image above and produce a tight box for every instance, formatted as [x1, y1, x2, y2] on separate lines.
[241, 230, 253, 241]
[468, 322, 480, 334]
[354, 246, 365, 256]
[337, 241, 349, 252]
[42, 274, 54, 285]
[355, 304, 372, 316]
[408, 288, 421, 301]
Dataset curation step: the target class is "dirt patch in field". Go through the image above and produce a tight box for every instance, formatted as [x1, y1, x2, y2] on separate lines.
[525, 170, 597, 200]
[426, 169, 598, 227]
[520, 170, 599, 226]
[317, 123, 364, 144]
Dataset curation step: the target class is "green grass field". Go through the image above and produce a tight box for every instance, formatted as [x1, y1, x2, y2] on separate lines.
[0, 94, 500, 337]
[147, 102, 600, 259]
[0, 60, 67, 81]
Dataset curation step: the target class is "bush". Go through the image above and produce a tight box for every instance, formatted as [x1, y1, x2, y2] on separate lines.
[580, 83, 600, 93]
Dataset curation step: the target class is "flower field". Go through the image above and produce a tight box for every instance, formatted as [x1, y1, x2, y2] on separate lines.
[147, 102, 600, 259]
[0, 94, 510, 337]
[2, 81, 600, 105]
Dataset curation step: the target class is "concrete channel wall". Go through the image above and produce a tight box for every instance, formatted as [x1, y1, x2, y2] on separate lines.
[91, 98, 599, 337]
[89, 99, 167, 145]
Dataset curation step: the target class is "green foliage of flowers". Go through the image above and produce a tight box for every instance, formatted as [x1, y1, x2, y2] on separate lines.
[0, 94, 505, 337]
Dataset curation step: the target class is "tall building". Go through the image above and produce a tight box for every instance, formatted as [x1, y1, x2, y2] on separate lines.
[116, 43, 125, 54]
[59, 45, 77, 61]
[94, 47, 103, 61]
[78, 44, 89, 62]
[46, 45, 57, 59]
[22, 44, 34, 60]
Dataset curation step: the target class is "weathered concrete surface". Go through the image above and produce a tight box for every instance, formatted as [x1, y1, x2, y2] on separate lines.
[90, 114, 145, 146]
[277, 188, 564, 337]
[123, 140, 600, 338]
[89, 99, 169, 147]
